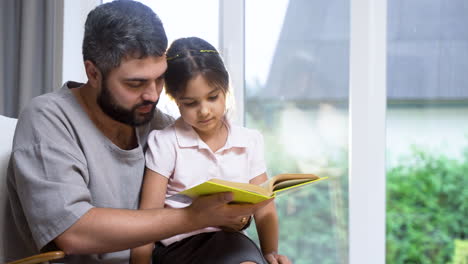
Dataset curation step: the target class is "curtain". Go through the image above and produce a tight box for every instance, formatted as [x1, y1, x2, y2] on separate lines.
[0, 0, 63, 118]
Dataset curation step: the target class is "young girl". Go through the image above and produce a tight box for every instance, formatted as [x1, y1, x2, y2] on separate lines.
[131, 37, 290, 264]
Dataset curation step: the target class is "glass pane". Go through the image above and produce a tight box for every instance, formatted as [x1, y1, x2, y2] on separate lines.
[245, 1, 350, 263]
[386, 1, 468, 263]
[135, 0, 218, 47]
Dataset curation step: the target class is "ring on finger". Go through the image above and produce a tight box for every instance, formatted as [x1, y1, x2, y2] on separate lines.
[240, 216, 248, 224]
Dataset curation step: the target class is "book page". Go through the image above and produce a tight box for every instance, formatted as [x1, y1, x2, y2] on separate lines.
[272, 178, 315, 191]
[273, 177, 328, 195]
[263, 173, 320, 192]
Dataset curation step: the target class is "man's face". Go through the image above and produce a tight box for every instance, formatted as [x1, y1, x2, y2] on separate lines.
[97, 56, 167, 126]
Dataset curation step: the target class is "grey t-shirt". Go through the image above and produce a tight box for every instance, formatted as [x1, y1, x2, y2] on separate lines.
[4, 82, 174, 263]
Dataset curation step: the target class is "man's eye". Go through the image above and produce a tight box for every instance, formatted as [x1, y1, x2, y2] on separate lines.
[126, 81, 143, 88]
[155, 75, 165, 84]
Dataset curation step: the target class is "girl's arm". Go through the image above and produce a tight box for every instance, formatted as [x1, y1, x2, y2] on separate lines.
[250, 173, 278, 255]
[130, 168, 168, 264]
[250, 173, 291, 264]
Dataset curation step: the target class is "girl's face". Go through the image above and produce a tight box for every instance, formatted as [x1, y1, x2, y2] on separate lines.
[177, 74, 227, 135]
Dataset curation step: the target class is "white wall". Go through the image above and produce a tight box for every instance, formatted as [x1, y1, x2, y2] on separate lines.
[276, 105, 468, 169]
[387, 106, 468, 166]
[61, 0, 100, 86]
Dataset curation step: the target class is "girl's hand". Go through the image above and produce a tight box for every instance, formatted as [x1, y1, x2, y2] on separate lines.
[264, 252, 291, 264]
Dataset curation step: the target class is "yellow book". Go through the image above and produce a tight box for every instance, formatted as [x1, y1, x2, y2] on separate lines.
[168, 173, 328, 204]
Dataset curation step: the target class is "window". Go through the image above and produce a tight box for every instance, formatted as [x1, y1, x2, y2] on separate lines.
[386, 1, 468, 263]
[245, 1, 350, 263]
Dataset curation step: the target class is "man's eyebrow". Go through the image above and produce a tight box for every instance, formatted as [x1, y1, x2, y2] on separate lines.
[123, 72, 165, 82]
[123, 78, 147, 82]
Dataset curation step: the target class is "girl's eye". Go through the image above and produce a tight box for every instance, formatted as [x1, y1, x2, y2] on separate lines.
[183, 101, 198, 107]
[208, 95, 219, 101]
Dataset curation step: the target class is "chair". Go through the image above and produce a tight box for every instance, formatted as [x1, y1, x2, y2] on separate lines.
[0, 115, 65, 264]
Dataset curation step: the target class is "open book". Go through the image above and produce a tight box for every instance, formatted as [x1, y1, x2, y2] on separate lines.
[168, 173, 328, 204]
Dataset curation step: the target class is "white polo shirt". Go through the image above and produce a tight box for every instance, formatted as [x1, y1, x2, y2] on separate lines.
[145, 117, 266, 245]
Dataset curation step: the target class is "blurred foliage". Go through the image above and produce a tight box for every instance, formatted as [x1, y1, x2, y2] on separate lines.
[245, 98, 467, 263]
[386, 147, 468, 264]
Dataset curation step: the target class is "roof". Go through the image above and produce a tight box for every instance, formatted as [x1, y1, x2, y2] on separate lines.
[256, 0, 468, 101]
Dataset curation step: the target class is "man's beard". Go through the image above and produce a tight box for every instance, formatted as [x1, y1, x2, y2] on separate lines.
[97, 79, 157, 127]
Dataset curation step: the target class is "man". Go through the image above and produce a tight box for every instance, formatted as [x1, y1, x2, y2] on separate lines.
[4, 1, 269, 263]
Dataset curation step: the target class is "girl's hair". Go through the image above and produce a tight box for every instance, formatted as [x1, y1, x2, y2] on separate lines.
[165, 37, 229, 99]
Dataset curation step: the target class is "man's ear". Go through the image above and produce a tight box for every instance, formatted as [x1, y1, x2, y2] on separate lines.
[84, 60, 102, 88]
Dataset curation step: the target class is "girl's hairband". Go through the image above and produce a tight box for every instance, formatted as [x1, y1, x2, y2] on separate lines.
[166, 49, 219, 61]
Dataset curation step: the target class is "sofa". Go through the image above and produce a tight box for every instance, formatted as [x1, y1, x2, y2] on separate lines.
[0, 115, 17, 262]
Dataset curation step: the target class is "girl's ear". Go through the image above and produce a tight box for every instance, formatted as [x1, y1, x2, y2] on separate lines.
[223, 88, 234, 116]
[174, 98, 182, 107]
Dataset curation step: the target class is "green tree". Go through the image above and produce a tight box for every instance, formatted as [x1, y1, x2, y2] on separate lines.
[386, 148, 468, 263]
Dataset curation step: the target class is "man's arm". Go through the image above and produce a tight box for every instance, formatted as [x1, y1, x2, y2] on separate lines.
[55, 192, 272, 254]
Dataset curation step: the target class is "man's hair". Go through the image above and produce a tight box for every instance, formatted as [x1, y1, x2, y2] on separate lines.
[165, 37, 229, 99]
[82, 0, 167, 76]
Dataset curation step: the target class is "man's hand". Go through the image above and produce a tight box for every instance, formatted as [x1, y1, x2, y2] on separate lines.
[264, 252, 291, 264]
[187, 192, 273, 231]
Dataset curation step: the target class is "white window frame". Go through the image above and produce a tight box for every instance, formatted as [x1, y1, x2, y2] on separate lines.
[219, 0, 245, 126]
[348, 0, 386, 263]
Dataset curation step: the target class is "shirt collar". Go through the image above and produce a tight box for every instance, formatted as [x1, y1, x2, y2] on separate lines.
[174, 117, 248, 150]
[174, 118, 200, 148]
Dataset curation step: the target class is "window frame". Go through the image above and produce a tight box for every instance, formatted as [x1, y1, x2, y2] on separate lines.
[348, 0, 387, 263]
[219, 0, 245, 126]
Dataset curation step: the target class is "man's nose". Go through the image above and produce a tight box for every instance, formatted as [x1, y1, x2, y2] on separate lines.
[142, 82, 160, 102]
